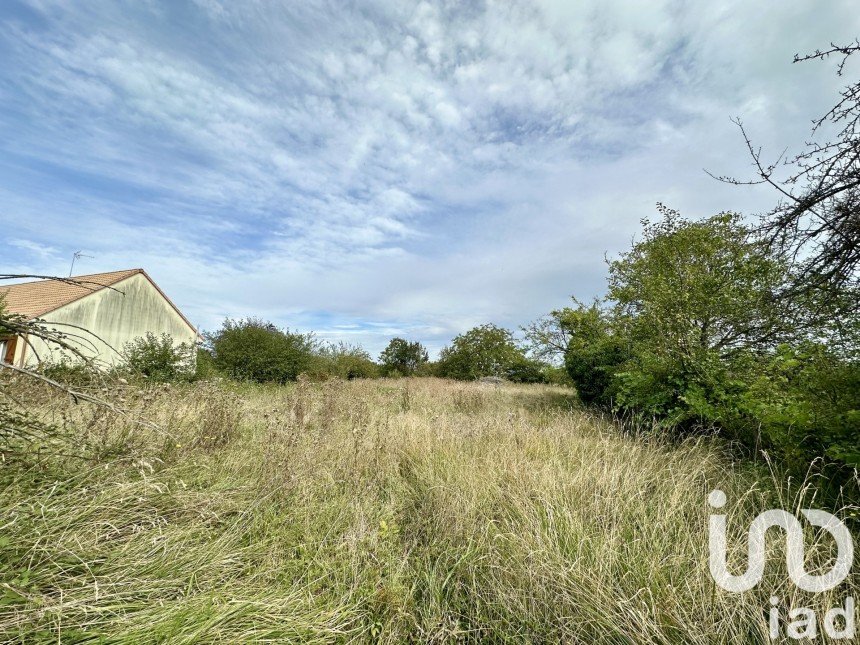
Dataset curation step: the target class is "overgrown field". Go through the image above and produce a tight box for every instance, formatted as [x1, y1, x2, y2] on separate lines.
[1, 377, 856, 643]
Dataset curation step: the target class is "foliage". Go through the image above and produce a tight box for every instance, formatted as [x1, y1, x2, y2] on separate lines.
[608, 207, 793, 359]
[540, 364, 575, 387]
[730, 344, 860, 471]
[122, 332, 195, 382]
[39, 359, 102, 387]
[561, 206, 860, 476]
[413, 360, 439, 377]
[604, 208, 793, 423]
[209, 318, 316, 383]
[506, 355, 548, 383]
[378, 337, 428, 376]
[437, 324, 525, 380]
[521, 308, 577, 364]
[194, 346, 220, 380]
[562, 302, 626, 406]
[312, 342, 380, 380]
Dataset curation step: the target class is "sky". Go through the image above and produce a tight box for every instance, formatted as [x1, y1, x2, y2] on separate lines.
[1, 1, 859, 357]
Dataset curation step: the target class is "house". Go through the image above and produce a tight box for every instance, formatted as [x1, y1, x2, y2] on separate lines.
[0, 268, 198, 367]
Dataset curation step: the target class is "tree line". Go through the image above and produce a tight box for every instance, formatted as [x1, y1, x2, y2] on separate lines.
[526, 42, 860, 485]
[529, 207, 858, 482]
[116, 319, 567, 385]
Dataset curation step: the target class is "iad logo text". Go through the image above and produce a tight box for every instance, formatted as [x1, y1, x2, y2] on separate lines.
[708, 490, 855, 640]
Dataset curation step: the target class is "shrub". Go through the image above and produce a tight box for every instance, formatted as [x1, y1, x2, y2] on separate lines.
[122, 332, 195, 382]
[334, 354, 379, 380]
[437, 324, 525, 380]
[506, 356, 547, 383]
[413, 361, 439, 377]
[40, 359, 102, 387]
[209, 318, 316, 383]
[729, 344, 860, 471]
[559, 206, 860, 485]
[194, 347, 220, 380]
[589, 209, 792, 419]
[379, 338, 428, 376]
[540, 365, 574, 387]
[563, 303, 626, 406]
[311, 343, 379, 380]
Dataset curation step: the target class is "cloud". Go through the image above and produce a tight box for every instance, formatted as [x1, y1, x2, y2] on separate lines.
[8, 239, 60, 260]
[1, 0, 859, 356]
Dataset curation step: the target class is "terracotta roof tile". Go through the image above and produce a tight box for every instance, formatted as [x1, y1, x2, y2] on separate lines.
[0, 269, 144, 318]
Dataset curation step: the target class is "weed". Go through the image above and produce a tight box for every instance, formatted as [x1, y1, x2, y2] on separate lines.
[0, 377, 855, 643]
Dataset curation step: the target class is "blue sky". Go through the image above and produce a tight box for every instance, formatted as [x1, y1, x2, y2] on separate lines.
[2, 1, 859, 357]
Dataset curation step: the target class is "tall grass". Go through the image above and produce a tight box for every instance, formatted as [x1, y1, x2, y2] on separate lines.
[0, 376, 856, 643]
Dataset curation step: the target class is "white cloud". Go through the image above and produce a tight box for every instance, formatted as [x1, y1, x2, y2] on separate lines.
[2, 0, 860, 356]
[8, 239, 60, 260]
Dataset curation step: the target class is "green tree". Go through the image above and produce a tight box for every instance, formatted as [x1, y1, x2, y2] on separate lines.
[606, 208, 793, 421]
[506, 355, 548, 383]
[209, 318, 316, 383]
[521, 308, 578, 365]
[609, 207, 793, 359]
[583, 206, 859, 479]
[437, 324, 524, 381]
[562, 302, 626, 406]
[379, 338, 429, 376]
[122, 332, 195, 382]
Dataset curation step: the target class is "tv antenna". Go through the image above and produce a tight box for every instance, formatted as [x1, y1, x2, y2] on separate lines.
[69, 251, 94, 277]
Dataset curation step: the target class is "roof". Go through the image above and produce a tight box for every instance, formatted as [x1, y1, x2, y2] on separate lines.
[0, 268, 197, 334]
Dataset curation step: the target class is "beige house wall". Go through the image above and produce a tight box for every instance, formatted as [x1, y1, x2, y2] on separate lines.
[14, 273, 197, 367]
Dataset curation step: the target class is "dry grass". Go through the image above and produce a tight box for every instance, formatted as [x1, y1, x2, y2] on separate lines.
[0, 377, 856, 643]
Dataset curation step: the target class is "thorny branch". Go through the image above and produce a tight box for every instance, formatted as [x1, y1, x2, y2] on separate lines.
[709, 41, 860, 316]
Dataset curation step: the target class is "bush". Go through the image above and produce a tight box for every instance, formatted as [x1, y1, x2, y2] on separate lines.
[414, 361, 439, 377]
[209, 318, 316, 383]
[559, 207, 860, 485]
[540, 365, 575, 387]
[122, 332, 195, 382]
[506, 356, 547, 383]
[729, 344, 860, 471]
[563, 304, 626, 406]
[311, 343, 379, 380]
[437, 324, 525, 380]
[194, 347, 220, 380]
[334, 354, 379, 380]
[40, 359, 102, 387]
[379, 338, 428, 376]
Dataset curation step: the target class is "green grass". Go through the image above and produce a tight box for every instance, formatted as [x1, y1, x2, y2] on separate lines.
[0, 377, 856, 643]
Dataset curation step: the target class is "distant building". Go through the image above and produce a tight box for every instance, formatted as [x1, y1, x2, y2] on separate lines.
[0, 268, 198, 367]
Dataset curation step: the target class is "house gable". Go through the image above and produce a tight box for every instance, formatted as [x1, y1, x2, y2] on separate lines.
[6, 271, 198, 366]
